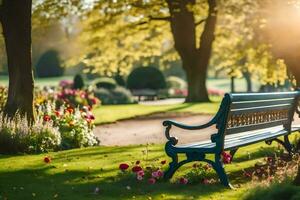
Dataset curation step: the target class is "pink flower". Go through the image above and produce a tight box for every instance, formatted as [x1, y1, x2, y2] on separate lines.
[119, 163, 129, 171]
[137, 170, 145, 177]
[148, 178, 156, 184]
[179, 177, 188, 185]
[202, 179, 209, 184]
[152, 171, 159, 178]
[221, 151, 232, 164]
[132, 166, 143, 173]
[156, 170, 164, 178]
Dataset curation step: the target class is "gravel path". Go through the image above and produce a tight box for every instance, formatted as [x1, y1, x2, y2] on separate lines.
[94, 114, 216, 146]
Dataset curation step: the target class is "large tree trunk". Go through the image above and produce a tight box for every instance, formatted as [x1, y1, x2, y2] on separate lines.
[0, 0, 34, 122]
[166, 0, 217, 102]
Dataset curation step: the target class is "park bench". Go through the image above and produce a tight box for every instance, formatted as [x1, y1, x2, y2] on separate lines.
[131, 89, 158, 101]
[162, 91, 300, 188]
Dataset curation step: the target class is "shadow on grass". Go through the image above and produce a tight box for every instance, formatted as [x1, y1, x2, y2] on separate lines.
[0, 144, 283, 200]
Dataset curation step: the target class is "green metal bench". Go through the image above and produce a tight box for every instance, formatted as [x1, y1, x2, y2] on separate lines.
[162, 91, 300, 188]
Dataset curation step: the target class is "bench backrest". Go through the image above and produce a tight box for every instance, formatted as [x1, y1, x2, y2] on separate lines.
[213, 91, 300, 149]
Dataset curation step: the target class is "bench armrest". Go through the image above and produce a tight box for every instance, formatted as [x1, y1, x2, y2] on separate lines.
[162, 119, 216, 145]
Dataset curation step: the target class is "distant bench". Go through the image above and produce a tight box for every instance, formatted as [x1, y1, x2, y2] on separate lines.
[131, 89, 158, 101]
[162, 91, 300, 188]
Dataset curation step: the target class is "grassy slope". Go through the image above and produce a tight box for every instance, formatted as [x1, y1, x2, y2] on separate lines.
[93, 102, 220, 124]
[0, 142, 283, 200]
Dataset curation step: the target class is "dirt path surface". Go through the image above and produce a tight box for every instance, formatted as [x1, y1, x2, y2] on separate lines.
[94, 114, 216, 146]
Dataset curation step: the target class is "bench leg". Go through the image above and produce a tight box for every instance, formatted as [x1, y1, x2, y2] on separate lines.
[266, 136, 294, 154]
[284, 135, 293, 154]
[211, 154, 233, 188]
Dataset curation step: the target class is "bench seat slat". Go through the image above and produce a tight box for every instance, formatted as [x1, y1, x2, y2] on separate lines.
[176, 125, 300, 151]
[231, 92, 299, 101]
[230, 104, 292, 115]
[231, 98, 294, 109]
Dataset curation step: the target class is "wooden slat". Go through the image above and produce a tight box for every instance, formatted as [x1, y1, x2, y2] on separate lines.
[177, 128, 288, 150]
[230, 91, 299, 102]
[226, 119, 288, 134]
[230, 104, 292, 115]
[231, 98, 294, 109]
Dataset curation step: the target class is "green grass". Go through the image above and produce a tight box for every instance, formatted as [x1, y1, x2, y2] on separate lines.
[93, 102, 220, 124]
[0, 142, 283, 200]
[0, 75, 73, 87]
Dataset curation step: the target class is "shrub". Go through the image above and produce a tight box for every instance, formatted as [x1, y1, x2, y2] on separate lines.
[93, 77, 117, 90]
[93, 88, 112, 105]
[35, 50, 64, 78]
[0, 115, 61, 154]
[127, 67, 166, 90]
[94, 86, 135, 105]
[114, 74, 126, 87]
[73, 74, 85, 89]
[39, 104, 99, 150]
[56, 88, 100, 109]
[111, 86, 135, 104]
[166, 76, 186, 89]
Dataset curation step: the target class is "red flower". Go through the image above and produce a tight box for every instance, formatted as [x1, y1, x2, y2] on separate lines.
[43, 115, 51, 122]
[119, 163, 129, 171]
[148, 178, 156, 184]
[244, 171, 252, 178]
[161, 160, 166, 165]
[179, 177, 188, 185]
[266, 157, 273, 163]
[66, 107, 74, 114]
[221, 151, 232, 164]
[54, 111, 61, 117]
[132, 166, 143, 173]
[44, 156, 51, 163]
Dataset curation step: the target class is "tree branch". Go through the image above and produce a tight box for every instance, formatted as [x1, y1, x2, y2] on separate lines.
[195, 18, 206, 26]
[149, 16, 171, 21]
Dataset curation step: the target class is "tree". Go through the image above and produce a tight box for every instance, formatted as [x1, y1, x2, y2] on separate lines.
[0, 0, 34, 121]
[64, 0, 217, 102]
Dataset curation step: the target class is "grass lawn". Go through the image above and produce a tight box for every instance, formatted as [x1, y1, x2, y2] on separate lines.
[93, 102, 220, 125]
[0, 142, 284, 200]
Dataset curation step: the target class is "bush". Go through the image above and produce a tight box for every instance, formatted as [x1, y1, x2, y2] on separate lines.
[94, 86, 135, 105]
[40, 103, 99, 150]
[93, 77, 117, 90]
[166, 76, 186, 89]
[73, 74, 85, 89]
[127, 67, 166, 90]
[114, 74, 126, 87]
[35, 50, 64, 78]
[56, 88, 100, 109]
[0, 115, 61, 154]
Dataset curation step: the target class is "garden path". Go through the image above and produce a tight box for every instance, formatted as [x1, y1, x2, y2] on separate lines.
[94, 113, 300, 146]
[94, 114, 215, 146]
